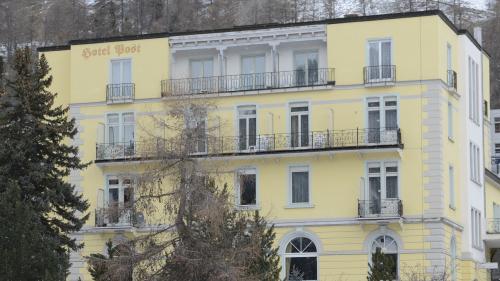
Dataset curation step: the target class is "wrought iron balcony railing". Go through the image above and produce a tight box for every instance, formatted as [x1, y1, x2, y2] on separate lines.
[447, 69, 457, 91]
[106, 83, 135, 103]
[95, 128, 402, 162]
[487, 219, 500, 234]
[95, 205, 144, 227]
[161, 68, 335, 97]
[363, 65, 396, 86]
[358, 199, 403, 218]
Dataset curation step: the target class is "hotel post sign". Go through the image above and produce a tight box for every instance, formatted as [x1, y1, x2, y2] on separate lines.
[81, 43, 141, 59]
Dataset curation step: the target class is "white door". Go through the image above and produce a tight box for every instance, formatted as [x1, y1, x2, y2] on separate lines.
[368, 40, 391, 81]
[238, 106, 257, 150]
[190, 59, 213, 93]
[290, 103, 309, 148]
[110, 59, 132, 99]
[294, 51, 319, 86]
[241, 55, 266, 90]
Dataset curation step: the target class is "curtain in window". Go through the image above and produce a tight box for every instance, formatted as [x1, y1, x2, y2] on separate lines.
[381, 41, 392, 79]
[369, 42, 380, 79]
[292, 171, 309, 203]
[369, 177, 381, 214]
[385, 109, 397, 130]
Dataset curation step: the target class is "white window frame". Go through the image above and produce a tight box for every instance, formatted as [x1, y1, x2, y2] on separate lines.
[449, 165, 455, 209]
[450, 236, 457, 281]
[365, 96, 399, 143]
[366, 38, 393, 82]
[293, 50, 319, 85]
[104, 175, 136, 226]
[370, 234, 399, 279]
[235, 167, 258, 209]
[105, 112, 135, 144]
[281, 235, 319, 281]
[468, 57, 480, 124]
[469, 142, 481, 185]
[495, 143, 500, 155]
[236, 105, 258, 151]
[109, 58, 132, 84]
[184, 109, 208, 154]
[364, 161, 400, 202]
[494, 117, 500, 133]
[288, 102, 311, 148]
[287, 165, 312, 208]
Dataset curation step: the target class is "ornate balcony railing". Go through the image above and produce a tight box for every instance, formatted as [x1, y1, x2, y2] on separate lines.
[487, 219, 500, 234]
[95, 205, 144, 227]
[363, 65, 396, 86]
[106, 83, 135, 103]
[161, 68, 335, 97]
[447, 69, 457, 91]
[358, 199, 403, 218]
[95, 128, 402, 162]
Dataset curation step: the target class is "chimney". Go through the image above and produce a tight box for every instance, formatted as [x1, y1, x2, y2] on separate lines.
[473, 27, 483, 46]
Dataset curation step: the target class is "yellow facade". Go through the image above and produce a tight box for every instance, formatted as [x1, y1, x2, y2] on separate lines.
[39, 10, 498, 281]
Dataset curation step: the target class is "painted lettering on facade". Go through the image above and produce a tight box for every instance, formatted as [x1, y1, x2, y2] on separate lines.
[82, 44, 141, 59]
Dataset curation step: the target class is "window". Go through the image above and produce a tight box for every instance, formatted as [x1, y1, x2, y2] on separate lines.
[365, 161, 399, 216]
[469, 142, 481, 184]
[284, 237, 318, 281]
[449, 165, 455, 209]
[450, 237, 457, 281]
[447, 44, 452, 71]
[185, 109, 207, 154]
[106, 112, 135, 156]
[237, 168, 257, 207]
[371, 235, 398, 279]
[468, 57, 480, 124]
[241, 55, 265, 89]
[110, 59, 132, 99]
[289, 166, 310, 205]
[495, 117, 500, 133]
[485, 100, 489, 117]
[367, 96, 398, 143]
[106, 176, 135, 224]
[290, 103, 309, 148]
[238, 106, 257, 151]
[448, 102, 453, 140]
[471, 208, 482, 249]
[367, 39, 392, 81]
[493, 203, 500, 232]
[294, 51, 319, 86]
[495, 144, 500, 155]
[190, 58, 213, 93]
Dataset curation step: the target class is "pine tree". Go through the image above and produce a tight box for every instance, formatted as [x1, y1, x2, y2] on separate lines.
[367, 247, 396, 281]
[246, 211, 281, 281]
[0, 47, 89, 280]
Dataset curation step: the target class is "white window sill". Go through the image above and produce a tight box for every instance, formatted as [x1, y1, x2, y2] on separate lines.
[285, 203, 314, 209]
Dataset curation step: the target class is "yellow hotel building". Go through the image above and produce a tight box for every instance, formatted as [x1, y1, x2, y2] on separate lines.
[38, 10, 500, 281]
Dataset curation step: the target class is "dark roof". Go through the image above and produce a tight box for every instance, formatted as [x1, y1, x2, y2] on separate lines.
[37, 10, 487, 55]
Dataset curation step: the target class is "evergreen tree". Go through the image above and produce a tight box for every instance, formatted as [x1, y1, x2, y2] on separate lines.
[88, 240, 133, 281]
[367, 247, 396, 281]
[246, 211, 281, 281]
[0, 47, 89, 280]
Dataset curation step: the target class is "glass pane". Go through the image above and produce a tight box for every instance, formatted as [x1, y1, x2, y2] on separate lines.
[239, 118, 247, 150]
[122, 60, 132, 83]
[241, 57, 253, 74]
[381, 41, 391, 66]
[249, 118, 256, 147]
[108, 126, 119, 144]
[111, 61, 121, 84]
[368, 111, 380, 143]
[124, 187, 134, 207]
[197, 120, 206, 153]
[301, 114, 309, 147]
[255, 56, 265, 73]
[291, 115, 299, 148]
[385, 109, 397, 130]
[386, 176, 398, 198]
[107, 114, 119, 124]
[240, 174, 256, 205]
[307, 53, 319, 84]
[287, 257, 317, 280]
[122, 113, 134, 123]
[291, 106, 308, 112]
[292, 171, 309, 203]
[190, 61, 202, 78]
[108, 188, 119, 204]
[123, 124, 134, 143]
[369, 177, 381, 214]
[203, 60, 213, 77]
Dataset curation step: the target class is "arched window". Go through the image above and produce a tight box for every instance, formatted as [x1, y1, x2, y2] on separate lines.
[284, 236, 318, 281]
[450, 237, 457, 281]
[371, 235, 398, 279]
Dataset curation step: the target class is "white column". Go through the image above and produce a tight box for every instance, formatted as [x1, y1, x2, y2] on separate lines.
[217, 47, 226, 76]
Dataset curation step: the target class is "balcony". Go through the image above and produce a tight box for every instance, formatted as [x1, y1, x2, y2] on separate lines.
[161, 68, 335, 97]
[106, 83, 135, 103]
[95, 205, 144, 228]
[358, 199, 403, 218]
[447, 70, 457, 92]
[363, 65, 396, 87]
[485, 219, 500, 247]
[95, 128, 402, 163]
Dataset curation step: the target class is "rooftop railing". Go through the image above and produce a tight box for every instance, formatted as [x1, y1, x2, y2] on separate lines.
[358, 199, 403, 218]
[106, 83, 135, 103]
[95, 128, 402, 162]
[363, 65, 396, 86]
[161, 68, 335, 97]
